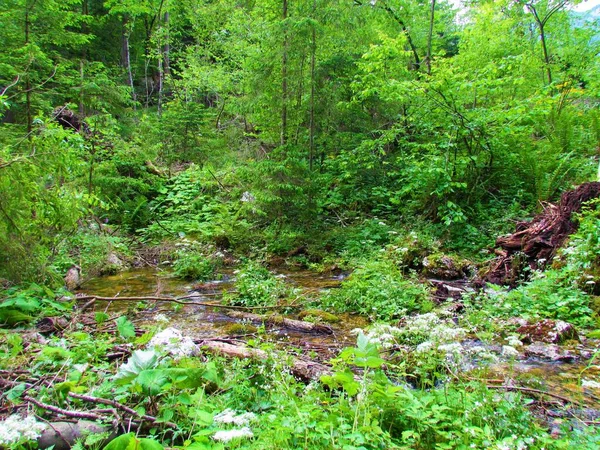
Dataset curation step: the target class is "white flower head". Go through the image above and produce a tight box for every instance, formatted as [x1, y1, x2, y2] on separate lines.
[212, 427, 254, 442]
[213, 409, 257, 426]
[148, 327, 198, 357]
[502, 345, 520, 358]
[0, 415, 46, 445]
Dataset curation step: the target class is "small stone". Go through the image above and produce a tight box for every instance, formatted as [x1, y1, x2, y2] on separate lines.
[516, 319, 579, 344]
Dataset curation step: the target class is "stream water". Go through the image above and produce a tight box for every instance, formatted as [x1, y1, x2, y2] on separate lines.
[79, 268, 600, 411]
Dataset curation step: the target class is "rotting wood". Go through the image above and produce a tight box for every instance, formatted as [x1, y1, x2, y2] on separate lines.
[224, 310, 333, 335]
[198, 339, 335, 381]
[487, 182, 600, 285]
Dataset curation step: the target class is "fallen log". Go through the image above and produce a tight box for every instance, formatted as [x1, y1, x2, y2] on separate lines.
[223, 310, 333, 335]
[198, 339, 335, 381]
[37, 421, 115, 450]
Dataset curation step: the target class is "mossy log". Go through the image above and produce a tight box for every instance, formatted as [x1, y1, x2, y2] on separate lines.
[224, 310, 333, 334]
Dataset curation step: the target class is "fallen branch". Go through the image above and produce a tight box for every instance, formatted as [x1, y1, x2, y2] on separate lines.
[76, 294, 296, 311]
[224, 310, 333, 335]
[199, 339, 335, 381]
[67, 392, 178, 429]
[486, 385, 582, 406]
[24, 396, 103, 421]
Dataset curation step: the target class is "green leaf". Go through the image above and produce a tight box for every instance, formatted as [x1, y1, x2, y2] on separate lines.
[102, 433, 164, 450]
[115, 350, 160, 385]
[116, 316, 136, 340]
[137, 369, 170, 395]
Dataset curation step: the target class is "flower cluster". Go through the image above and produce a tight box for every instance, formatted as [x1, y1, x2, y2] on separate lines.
[212, 427, 254, 442]
[213, 409, 256, 426]
[212, 409, 256, 442]
[0, 415, 46, 446]
[148, 327, 198, 357]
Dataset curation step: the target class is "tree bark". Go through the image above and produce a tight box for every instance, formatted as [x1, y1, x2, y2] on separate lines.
[281, 0, 289, 146]
[426, 0, 436, 75]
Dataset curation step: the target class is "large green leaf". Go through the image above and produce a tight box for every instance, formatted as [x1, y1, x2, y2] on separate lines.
[114, 350, 160, 385]
[102, 433, 164, 450]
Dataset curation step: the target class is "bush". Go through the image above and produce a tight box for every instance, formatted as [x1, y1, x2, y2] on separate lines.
[321, 258, 432, 320]
[225, 260, 290, 307]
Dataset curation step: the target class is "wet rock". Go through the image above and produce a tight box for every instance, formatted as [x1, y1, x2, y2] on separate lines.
[100, 253, 125, 275]
[517, 319, 579, 344]
[524, 343, 576, 362]
[64, 265, 81, 291]
[422, 254, 470, 280]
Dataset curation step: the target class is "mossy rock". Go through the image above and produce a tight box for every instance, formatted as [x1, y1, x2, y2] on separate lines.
[421, 253, 471, 280]
[298, 309, 341, 324]
[222, 323, 257, 335]
[591, 296, 600, 314]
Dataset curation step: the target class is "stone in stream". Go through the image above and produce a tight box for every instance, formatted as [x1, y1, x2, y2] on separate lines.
[524, 343, 577, 362]
[516, 319, 579, 344]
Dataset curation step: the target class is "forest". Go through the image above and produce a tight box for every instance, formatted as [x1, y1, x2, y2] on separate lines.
[1, 0, 600, 448]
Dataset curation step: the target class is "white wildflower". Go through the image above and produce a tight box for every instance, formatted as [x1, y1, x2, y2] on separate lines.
[154, 313, 169, 323]
[438, 343, 463, 354]
[241, 191, 255, 203]
[507, 336, 523, 348]
[213, 409, 257, 426]
[581, 379, 600, 389]
[148, 327, 198, 357]
[212, 427, 254, 442]
[502, 345, 520, 358]
[0, 415, 46, 445]
[416, 341, 434, 353]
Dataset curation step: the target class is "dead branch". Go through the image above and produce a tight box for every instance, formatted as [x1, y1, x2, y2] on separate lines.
[486, 385, 582, 406]
[24, 396, 103, 421]
[76, 294, 296, 311]
[67, 392, 177, 428]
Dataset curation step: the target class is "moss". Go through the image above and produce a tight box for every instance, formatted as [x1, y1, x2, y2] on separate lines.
[298, 309, 340, 324]
[222, 323, 257, 335]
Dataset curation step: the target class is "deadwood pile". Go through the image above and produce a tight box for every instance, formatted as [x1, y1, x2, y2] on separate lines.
[487, 182, 600, 285]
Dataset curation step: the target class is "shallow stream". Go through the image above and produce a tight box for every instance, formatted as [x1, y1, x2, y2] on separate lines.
[79, 268, 600, 411]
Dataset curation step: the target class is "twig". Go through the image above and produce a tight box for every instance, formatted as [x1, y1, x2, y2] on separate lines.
[76, 294, 298, 311]
[67, 392, 178, 428]
[24, 396, 102, 421]
[486, 385, 581, 406]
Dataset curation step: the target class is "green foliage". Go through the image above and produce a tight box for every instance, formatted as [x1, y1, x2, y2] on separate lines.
[0, 284, 69, 327]
[172, 243, 221, 281]
[225, 260, 290, 308]
[103, 433, 164, 450]
[322, 258, 431, 320]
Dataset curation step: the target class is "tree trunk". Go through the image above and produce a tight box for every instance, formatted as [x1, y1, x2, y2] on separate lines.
[426, 0, 436, 75]
[121, 17, 137, 107]
[281, 0, 289, 146]
[309, 8, 316, 170]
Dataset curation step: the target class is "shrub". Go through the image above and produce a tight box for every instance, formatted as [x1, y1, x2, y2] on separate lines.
[321, 258, 432, 320]
[225, 260, 290, 307]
